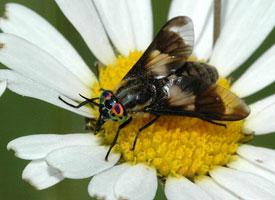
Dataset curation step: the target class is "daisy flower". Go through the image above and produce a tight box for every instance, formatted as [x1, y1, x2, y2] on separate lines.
[1, 0, 275, 199]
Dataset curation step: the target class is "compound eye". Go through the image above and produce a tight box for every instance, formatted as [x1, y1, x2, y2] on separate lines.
[105, 99, 113, 109]
[112, 103, 123, 116]
[102, 91, 112, 100]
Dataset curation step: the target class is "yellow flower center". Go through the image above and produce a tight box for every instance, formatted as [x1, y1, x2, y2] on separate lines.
[92, 51, 249, 178]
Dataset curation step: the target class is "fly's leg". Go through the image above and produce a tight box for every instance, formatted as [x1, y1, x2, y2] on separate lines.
[105, 117, 132, 161]
[200, 117, 227, 128]
[131, 115, 160, 151]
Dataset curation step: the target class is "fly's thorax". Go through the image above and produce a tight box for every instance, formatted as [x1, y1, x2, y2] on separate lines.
[115, 78, 156, 112]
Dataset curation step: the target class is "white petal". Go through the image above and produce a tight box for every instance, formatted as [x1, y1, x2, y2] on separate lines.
[210, 166, 275, 200]
[7, 133, 98, 160]
[238, 144, 275, 174]
[0, 70, 93, 118]
[114, 164, 157, 200]
[0, 33, 90, 101]
[228, 156, 275, 185]
[22, 160, 63, 190]
[243, 102, 275, 135]
[231, 45, 275, 97]
[195, 176, 238, 200]
[46, 145, 120, 179]
[247, 94, 275, 119]
[93, 0, 136, 56]
[165, 177, 212, 200]
[54, 0, 116, 65]
[126, 0, 153, 51]
[221, 0, 239, 28]
[0, 3, 96, 87]
[0, 80, 7, 96]
[193, 8, 213, 60]
[168, 0, 213, 48]
[210, 0, 275, 77]
[88, 164, 130, 200]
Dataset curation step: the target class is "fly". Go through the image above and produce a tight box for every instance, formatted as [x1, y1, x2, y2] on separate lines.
[59, 16, 250, 161]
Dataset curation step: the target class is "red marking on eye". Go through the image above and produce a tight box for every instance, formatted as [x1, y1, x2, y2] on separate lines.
[113, 103, 123, 116]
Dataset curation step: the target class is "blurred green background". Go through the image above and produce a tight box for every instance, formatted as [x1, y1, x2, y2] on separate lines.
[0, 0, 274, 199]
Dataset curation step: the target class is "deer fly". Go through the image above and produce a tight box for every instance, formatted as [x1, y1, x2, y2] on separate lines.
[59, 16, 250, 160]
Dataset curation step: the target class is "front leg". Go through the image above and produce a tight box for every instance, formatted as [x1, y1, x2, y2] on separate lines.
[131, 115, 160, 151]
[105, 117, 132, 161]
[198, 116, 227, 128]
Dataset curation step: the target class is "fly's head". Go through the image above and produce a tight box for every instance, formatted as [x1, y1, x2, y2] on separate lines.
[95, 90, 129, 132]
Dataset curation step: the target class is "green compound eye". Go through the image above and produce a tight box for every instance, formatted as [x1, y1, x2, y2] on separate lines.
[99, 90, 113, 104]
[102, 91, 112, 99]
[105, 99, 113, 109]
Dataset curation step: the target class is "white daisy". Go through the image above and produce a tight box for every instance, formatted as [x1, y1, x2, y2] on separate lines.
[1, 0, 275, 199]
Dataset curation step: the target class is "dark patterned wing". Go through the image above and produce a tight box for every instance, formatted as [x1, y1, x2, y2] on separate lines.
[194, 85, 250, 120]
[123, 16, 194, 80]
[146, 63, 250, 121]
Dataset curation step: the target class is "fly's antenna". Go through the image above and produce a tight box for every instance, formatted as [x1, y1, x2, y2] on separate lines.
[79, 94, 100, 106]
[58, 95, 99, 108]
